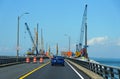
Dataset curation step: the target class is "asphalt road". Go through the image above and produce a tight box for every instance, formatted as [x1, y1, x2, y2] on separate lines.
[0, 59, 49, 79]
[0, 59, 90, 79]
[23, 61, 90, 79]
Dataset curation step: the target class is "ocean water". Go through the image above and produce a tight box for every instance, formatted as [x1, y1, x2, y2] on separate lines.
[91, 58, 120, 67]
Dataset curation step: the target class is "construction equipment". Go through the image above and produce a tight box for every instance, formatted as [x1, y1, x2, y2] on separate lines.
[75, 4, 88, 59]
[32, 25, 39, 54]
[40, 28, 44, 54]
[56, 43, 58, 56]
[75, 44, 81, 57]
[36, 24, 39, 52]
[79, 4, 87, 50]
[25, 23, 38, 55]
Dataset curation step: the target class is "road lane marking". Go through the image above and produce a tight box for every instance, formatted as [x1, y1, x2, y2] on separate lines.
[66, 61, 84, 79]
[19, 61, 50, 79]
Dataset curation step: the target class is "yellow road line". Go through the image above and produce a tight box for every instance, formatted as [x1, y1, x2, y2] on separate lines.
[19, 61, 50, 79]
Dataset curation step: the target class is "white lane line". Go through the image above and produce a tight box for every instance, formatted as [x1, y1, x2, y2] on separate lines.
[66, 61, 84, 79]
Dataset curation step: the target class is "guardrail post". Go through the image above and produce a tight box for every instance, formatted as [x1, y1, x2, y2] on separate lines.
[96, 64, 99, 74]
[94, 64, 97, 73]
[92, 63, 95, 72]
[110, 68, 114, 78]
[93, 64, 96, 73]
[104, 66, 108, 79]
[118, 69, 120, 79]
[99, 65, 103, 77]
[89, 62, 92, 70]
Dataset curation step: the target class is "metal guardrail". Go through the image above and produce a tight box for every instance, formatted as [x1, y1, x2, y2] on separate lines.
[67, 58, 120, 79]
[0, 56, 26, 65]
[0, 56, 49, 66]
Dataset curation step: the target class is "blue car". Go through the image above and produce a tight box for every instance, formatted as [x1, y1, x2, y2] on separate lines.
[51, 56, 65, 66]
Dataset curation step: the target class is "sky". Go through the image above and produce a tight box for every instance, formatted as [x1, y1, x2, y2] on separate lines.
[0, 0, 120, 58]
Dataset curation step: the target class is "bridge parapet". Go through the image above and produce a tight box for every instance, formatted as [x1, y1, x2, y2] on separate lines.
[0, 56, 25, 67]
[0, 56, 49, 67]
[67, 58, 120, 79]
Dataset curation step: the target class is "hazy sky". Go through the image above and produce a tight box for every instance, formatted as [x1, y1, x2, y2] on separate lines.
[0, 0, 120, 58]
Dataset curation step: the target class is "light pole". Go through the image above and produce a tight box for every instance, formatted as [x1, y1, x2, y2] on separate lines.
[68, 36, 70, 52]
[65, 34, 71, 52]
[17, 12, 29, 60]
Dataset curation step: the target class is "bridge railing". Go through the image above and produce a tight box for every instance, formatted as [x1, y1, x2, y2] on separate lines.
[67, 58, 120, 79]
[0, 56, 49, 66]
[0, 56, 26, 65]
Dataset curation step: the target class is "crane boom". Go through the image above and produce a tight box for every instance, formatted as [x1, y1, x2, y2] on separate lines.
[79, 4, 87, 51]
[25, 23, 38, 55]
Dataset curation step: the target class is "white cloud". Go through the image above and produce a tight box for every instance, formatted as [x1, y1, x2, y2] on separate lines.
[87, 37, 120, 58]
[88, 36, 108, 45]
[88, 36, 120, 47]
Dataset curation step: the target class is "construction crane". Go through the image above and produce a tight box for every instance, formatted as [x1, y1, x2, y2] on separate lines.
[56, 43, 58, 56]
[36, 24, 39, 52]
[75, 4, 88, 59]
[79, 4, 87, 51]
[25, 23, 38, 55]
[40, 28, 44, 54]
[31, 25, 38, 55]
